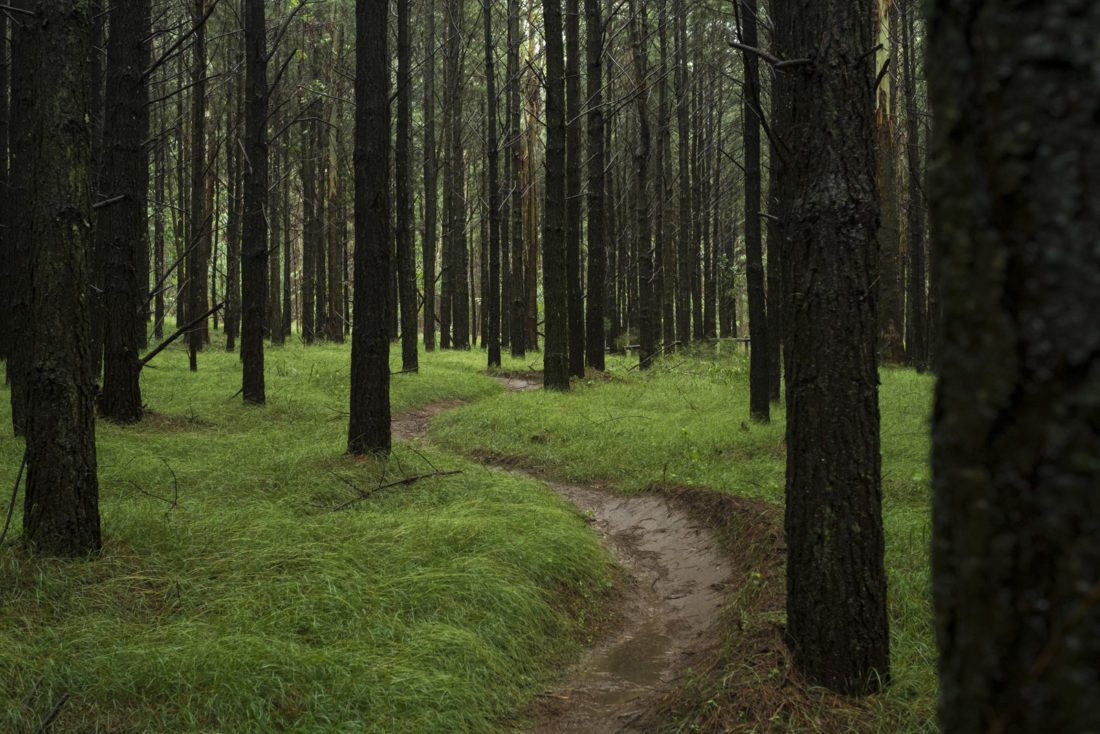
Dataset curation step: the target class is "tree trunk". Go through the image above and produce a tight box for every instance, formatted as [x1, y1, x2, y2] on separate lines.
[422, 0, 438, 351]
[542, 0, 570, 388]
[738, 0, 770, 421]
[630, 0, 656, 371]
[583, 0, 605, 369]
[397, 0, 419, 368]
[484, 0, 502, 367]
[98, 0, 150, 422]
[565, 0, 585, 376]
[19, 0, 101, 556]
[240, 0, 268, 404]
[902, 2, 926, 371]
[187, 0, 207, 371]
[928, 1, 1100, 731]
[778, 0, 890, 694]
[349, 0, 392, 456]
[673, 0, 692, 345]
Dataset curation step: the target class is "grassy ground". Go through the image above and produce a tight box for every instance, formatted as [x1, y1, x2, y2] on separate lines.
[0, 334, 614, 733]
[432, 344, 937, 733]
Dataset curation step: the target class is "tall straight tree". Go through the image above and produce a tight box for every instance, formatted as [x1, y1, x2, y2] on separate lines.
[396, 0, 419, 371]
[507, 0, 526, 358]
[630, 0, 656, 370]
[0, 10, 8, 365]
[542, 0, 570, 389]
[736, 0, 769, 421]
[483, 0, 502, 367]
[187, 0, 207, 371]
[98, 0, 150, 422]
[564, 0, 584, 376]
[901, 1, 926, 371]
[422, 0, 438, 352]
[778, 0, 890, 694]
[348, 0, 392, 455]
[673, 0, 691, 345]
[240, 0, 268, 404]
[17, 0, 101, 556]
[583, 0, 605, 369]
[928, 1, 1100, 731]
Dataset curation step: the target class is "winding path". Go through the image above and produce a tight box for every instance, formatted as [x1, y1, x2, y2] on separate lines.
[393, 376, 735, 733]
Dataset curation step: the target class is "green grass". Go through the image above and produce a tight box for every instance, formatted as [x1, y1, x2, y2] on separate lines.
[0, 334, 614, 733]
[432, 344, 937, 732]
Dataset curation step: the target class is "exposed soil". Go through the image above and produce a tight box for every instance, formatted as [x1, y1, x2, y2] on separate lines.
[394, 374, 741, 733]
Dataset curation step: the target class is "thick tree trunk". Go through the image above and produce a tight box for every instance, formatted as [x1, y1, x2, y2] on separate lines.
[656, 0, 674, 348]
[778, 0, 890, 695]
[630, 0, 656, 371]
[0, 10, 8, 364]
[19, 0, 101, 556]
[928, 1, 1100, 731]
[240, 0, 267, 404]
[187, 0, 207, 371]
[349, 0, 392, 455]
[99, 0, 151, 422]
[507, 0, 526, 358]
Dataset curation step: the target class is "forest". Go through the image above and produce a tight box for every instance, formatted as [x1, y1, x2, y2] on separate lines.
[0, 0, 1097, 732]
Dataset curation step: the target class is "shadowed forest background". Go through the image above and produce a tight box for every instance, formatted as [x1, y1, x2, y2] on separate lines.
[1, 0, 1098, 732]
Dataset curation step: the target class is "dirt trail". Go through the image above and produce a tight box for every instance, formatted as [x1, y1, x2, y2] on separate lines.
[394, 376, 735, 733]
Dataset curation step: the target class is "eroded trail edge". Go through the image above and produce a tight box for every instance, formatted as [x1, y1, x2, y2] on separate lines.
[394, 378, 736, 733]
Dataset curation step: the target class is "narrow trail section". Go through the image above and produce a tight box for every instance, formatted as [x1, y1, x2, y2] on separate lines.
[394, 376, 735, 733]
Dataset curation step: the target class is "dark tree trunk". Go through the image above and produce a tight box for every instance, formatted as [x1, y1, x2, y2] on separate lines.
[583, 0, 605, 369]
[19, 0, 101, 556]
[314, 110, 329, 341]
[484, 0, 502, 368]
[0, 10, 8, 364]
[225, 74, 242, 351]
[397, 0, 419, 369]
[240, 0, 267, 404]
[187, 0, 207, 371]
[282, 134, 292, 339]
[349, 0, 392, 455]
[630, 0, 656, 371]
[508, 0, 526, 358]
[673, 0, 691, 345]
[875, 0, 903, 364]
[928, 2, 1100, 731]
[738, 0, 770, 421]
[301, 103, 318, 344]
[268, 97, 284, 346]
[325, 54, 345, 343]
[154, 132, 166, 340]
[902, 2, 926, 372]
[778, 0, 890, 695]
[565, 0, 584, 376]
[542, 0, 570, 389]
[98, 0, 151, 422]
[655, 0, 673, 348]
[422, 0, 438, 352]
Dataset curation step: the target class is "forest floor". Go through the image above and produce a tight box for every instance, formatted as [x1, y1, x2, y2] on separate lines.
[0, 332, 937, 733]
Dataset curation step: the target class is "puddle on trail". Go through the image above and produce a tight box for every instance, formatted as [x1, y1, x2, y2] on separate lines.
[392, 376, 735, 733]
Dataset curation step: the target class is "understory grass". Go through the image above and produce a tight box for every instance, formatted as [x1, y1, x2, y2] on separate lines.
[432, 343, 937, 733]
[0, 333, 613, 733]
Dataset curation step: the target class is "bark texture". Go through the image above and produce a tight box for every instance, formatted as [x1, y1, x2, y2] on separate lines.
[928, 2, 1100, 731]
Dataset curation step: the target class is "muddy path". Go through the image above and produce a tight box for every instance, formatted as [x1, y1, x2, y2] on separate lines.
[394, 377, 735, 733]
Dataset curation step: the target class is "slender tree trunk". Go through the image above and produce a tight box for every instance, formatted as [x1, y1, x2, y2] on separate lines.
[240, 0, 268, 404]
[542, 0, 570, 388]
[484, 0, 503, 367]
[738, 0, 770, 421]
[875, 0, 903, 363]
[19, 0, 101, 556]
[564, 0, 584, 376]
[673, 0, 692, 345]
[422, 0, 439, 351]
[778, 0, 890, 694]
[929, 2, 1100, 730]
[282, 134, 292, 338]
[154, 132, 166, 340]
[187, 0, 207, 371]
[301, 104, 317, 344]
[583, 0, 605, 369]
[225, 74, 242, 351]
[99, 0, 150, 422]
[349, 0, 392, 456]
[902, 1, 926, 371]
[396, 0, 419, 369]
[630, 0, 656, 370]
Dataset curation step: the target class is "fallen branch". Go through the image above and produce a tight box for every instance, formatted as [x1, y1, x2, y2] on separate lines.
[329, 469, 463, 512]
[139, 301, 225, 369]
[0, 447, 27, 546]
